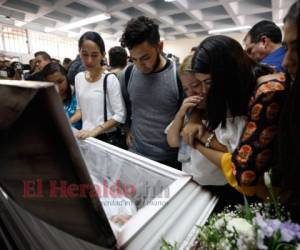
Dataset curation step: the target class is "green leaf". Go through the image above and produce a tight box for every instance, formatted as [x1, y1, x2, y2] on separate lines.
[160, 238, 177, 250]
[243, 195, 254, 221]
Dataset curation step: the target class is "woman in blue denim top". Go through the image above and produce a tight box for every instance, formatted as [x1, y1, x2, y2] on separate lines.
[43, 62, 82, 130]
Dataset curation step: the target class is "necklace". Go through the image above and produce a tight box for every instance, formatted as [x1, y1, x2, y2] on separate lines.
[85, 67, 103, 82]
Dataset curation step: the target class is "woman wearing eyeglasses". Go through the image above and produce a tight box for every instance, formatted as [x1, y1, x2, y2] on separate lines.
[182, 35, 287, 204]
[166, 55, 247, 193]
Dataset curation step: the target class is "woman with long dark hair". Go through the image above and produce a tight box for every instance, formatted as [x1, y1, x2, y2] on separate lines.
[43, 62, 82, 130]
[183, 35, 287, 198]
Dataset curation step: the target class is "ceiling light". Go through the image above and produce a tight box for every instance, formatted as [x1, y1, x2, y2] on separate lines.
[208, 25, 251, 34]
[165, 0, 176, 2]
[0, 15, 10, 20]
[58, 13, 110, 31]
[68, 31, 80, 38]
[165, 36, 176, 40]
[45, 13, 110, 33]
[14, 20, 26, 27]
[44, 27, 56, 33]
[186, 33, 197, 39]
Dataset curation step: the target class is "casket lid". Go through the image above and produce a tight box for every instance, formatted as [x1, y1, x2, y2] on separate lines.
[0, 80, 116, 249]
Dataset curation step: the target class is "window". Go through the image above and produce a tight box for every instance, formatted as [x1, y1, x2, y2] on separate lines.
[2, 26, 28, 53]
[57, 36, 77, 60]
[29, 30, 77, 60]
[29, 30, 59, 58]
[0, 24, 77, 60]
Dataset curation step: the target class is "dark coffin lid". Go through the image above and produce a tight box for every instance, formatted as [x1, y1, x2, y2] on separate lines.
[0, 80, 116, 249]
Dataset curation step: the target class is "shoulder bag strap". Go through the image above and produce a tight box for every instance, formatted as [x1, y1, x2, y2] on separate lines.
[103, 73, 111, 122]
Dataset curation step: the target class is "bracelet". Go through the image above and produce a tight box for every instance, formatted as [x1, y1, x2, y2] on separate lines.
[205, 132, 215, 148]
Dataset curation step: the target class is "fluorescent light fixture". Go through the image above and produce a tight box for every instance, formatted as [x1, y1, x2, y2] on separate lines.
[208, 25, 251, 34]
[45, 13, 110, 33]
[0, 15, 10, 20]
[100, 32, 112, 38]
[58, 13, 110, 31]
[186, 33, 197, 39]
[165, 0, 176, 2]
[14, 20, 26, 27]
[68, 31, 80, 38]
[68, 31, 112, 39]
[165, 35, 176, 40]
[44, 27, 56, 33]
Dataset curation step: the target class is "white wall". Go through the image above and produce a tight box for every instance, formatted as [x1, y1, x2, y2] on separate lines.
[163, 32, 247, 63]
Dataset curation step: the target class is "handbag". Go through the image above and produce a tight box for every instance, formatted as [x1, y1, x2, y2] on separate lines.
[97, 73, 127, 149]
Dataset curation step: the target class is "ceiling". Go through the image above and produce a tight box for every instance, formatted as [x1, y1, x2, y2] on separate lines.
[0, 0, 295, 41]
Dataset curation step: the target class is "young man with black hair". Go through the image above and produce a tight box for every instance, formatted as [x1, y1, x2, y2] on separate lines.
[63, 58, 72, 72]
[244, 20, 286, 72]
[119, 16, 183, 170]
[108, 46, 128, 76]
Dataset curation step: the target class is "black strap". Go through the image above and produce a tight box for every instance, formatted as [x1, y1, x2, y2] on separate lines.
[175, 65, 184, 107]
[103, 73, 111, 122]
[125, 64, 134, 89]
[122, 64, 134, 126]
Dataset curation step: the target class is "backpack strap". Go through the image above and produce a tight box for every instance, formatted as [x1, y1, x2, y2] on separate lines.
[103, 73, 112, 122]
[172, 61, 184, 109]
[125, 64, 134, 89]
[122, 64, 134, 127]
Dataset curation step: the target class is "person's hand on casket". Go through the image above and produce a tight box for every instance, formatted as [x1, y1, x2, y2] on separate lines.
[110, 214, 131, 226]
[76, 130, 97, 139]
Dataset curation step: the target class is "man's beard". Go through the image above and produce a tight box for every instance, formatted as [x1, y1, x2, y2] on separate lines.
[143, 52, 161, 75]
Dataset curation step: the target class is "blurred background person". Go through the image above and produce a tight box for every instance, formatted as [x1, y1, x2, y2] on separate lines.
[24, 58, 38, 80]
[63, 57, 72, 72]
[67, 54, 85, 86]
[244, 20, 286, 72]
[108, 46, 128, 78]
[27, 51, 51, 81]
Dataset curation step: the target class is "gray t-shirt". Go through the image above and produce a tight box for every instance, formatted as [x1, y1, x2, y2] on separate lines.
[120, 60, 181, 161]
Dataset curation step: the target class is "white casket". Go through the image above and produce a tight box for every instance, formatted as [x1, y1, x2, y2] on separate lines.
[0, 80, 217, 249]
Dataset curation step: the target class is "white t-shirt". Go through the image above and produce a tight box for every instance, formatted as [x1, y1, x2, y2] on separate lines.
[166, 116, 246, 186]
[75, 72, 126, 131]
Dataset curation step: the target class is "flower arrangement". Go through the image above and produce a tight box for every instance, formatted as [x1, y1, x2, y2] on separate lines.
[195, 203, 300, 250]
[161, 172, 300, 250]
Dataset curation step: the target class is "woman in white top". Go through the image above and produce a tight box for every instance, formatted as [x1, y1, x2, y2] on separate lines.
[166, 55, 246, 186]
[71, 31, 126, 140]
